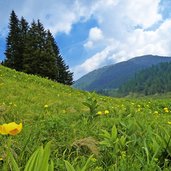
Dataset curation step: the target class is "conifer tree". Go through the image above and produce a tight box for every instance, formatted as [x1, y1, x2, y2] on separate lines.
[4, 10, 73, 85]
[46, 30, 73, 85]
[23, 20, 60, 81]
[18, 17, 29, 70]
[23, 20, 46, 75]
[4, 10, 21, 70]
[41, 30, 58, 80]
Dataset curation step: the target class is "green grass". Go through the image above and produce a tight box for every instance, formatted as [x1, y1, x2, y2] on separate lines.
[1, 65, 171, 170]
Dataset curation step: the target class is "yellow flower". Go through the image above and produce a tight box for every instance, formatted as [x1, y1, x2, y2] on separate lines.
[104, 110, 109, 114]
[164, 107, 169, 113]
[137, 108, 141, 112]
[0, 122, 22, 135]
[0, 158, 3, 161]
[154, 111, 159, 115]
[44, 104, 48, 108]
[168, 121, 171, 125]
[97, 111, 102, 115]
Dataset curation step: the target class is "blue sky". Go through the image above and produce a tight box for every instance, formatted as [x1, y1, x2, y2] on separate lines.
[0, 0, 171, 80]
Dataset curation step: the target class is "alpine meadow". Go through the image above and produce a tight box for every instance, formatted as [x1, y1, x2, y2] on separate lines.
[2, 62, 171, 170]
[1, 6, 171, 171]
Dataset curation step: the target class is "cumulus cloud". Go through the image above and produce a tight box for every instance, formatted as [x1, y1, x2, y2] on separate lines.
[73, 0, 171, 79]
[84, 27, 103, 48]
[72, 45, 116, 79]
[0, 0, 95, 36]
[1, 0, 171, 80]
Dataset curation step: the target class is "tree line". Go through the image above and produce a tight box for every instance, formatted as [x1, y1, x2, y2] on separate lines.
[2, 10, 73, 85]
[118, 62, 171, 96]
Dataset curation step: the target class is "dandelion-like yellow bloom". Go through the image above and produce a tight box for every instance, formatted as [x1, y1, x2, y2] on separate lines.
[164, 107, 169, 113]
[0, 122, 22, 135]
[154, 111, 159, 115]
[44, 104, 48, 108]
[97, 111, 102, 115]
[137, 108, 141, 112]
[104, 110, 109, 114]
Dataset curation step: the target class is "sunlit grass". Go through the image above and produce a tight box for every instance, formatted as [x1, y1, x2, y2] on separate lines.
[1, 65, 171, 170]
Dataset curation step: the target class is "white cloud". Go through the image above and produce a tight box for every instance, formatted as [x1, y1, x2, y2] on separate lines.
[0, 0, 95, 36]
[123, 0, 162, 28]
[84, 27, 103, 49]
[72, 44, 116, 79]
[0, 0, 171, 80]
[73, 0, 171, 79]
[89, 27, 103, 41]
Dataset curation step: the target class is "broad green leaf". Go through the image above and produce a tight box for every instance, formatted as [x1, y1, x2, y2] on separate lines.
[111, 125, 117, 140]
[39, 141, 51, 171]
[100, 130, 111, 139]
[48, 160, 54, 171]
[81, 155, 94, 171]
[64, 160, 76, 171]
[24, 147, 41, 171]
[9, 152, 20, 171]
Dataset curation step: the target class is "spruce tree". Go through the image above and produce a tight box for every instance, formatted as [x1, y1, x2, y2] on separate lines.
[4, 10, 21, 70]
[23, 20, 59, 80]
[18, 17, 29, 70]
[23, 20, 46, 75]
[46, 30, 73, 85]
[41, 30, 58, 80]
[4, 10, 73, 85]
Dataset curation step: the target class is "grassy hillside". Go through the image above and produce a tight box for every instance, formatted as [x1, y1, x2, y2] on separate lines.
[1, 65, 171, 170]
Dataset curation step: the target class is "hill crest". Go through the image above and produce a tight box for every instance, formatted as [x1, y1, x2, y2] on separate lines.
[73, 55, 171, 91]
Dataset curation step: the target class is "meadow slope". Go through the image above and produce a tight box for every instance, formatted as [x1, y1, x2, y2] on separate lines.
[1, 65, 171, 170]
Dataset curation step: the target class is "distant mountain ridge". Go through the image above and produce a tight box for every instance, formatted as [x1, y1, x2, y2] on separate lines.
[73, 55, 171, 91]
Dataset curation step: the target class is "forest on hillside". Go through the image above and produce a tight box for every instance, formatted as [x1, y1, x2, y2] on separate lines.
[2, 11, 73, 85]
[119, 62, 171, 96]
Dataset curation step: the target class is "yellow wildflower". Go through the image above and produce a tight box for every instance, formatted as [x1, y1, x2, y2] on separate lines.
[137, 108, 141, 112]
[44, 104, 48, 108]
[0, 122, 22, 135]
[164, 107, 169, 113]
[154, 111, 159, 115]
[97, 111, 102, 115]
[104, 110, 109, 114]
[168, 121, 171, 125]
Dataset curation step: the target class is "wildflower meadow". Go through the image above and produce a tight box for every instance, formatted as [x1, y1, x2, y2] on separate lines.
[1, 65, 171, 170]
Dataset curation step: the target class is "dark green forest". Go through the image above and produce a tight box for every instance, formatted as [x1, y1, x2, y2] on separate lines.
[119, 62, 171, 96]
[2, 11, 73, 85]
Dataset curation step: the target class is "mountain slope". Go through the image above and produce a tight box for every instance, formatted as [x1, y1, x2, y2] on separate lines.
[73, 55, 171, 91]
[119, 62, 171, 95]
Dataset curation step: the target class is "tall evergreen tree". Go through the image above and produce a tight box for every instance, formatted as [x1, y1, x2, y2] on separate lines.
[4, 10, 73, 85]
[41, 30, 58, 80]
[23, 20, 60, 81]
[23, 20, 46, 75]
[46, 30, 73, 85]
[4, 10, 21, 70]
[18, 17, 29, 70]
